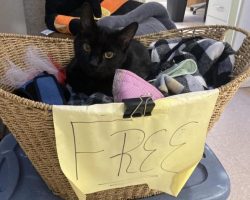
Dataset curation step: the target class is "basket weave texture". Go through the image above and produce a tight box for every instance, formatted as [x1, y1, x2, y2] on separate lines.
[0, 25, 250, 200]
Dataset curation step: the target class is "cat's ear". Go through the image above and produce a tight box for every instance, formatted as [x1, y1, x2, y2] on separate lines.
[117, 22, 138, 50]
[80, 2, 97, 33]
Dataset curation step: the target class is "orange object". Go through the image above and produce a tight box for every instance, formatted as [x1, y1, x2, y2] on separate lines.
[101, 0, 128, 14]
[54, 1, 128, 33]
[54, 15, 79, 34]
[48, 55, 66, 85]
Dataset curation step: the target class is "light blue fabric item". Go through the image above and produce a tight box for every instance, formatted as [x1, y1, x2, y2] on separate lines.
[161, 59, 198, 78]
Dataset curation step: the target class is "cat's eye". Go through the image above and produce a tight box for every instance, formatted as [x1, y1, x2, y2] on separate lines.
[104, 51, 114, 59]
[83, 43, 91, 52]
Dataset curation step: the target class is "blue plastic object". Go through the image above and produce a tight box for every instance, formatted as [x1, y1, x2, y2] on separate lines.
[0, 134, 62, 200]
[0, 134, 230, 200]
[141, 145, 230, 200]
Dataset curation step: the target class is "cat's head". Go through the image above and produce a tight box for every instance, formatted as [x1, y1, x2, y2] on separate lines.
[74, 3, 138, 79]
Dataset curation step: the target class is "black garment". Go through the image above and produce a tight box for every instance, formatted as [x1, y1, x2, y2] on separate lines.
[45, 0, 142, 35]
[45, 0, 102, 32]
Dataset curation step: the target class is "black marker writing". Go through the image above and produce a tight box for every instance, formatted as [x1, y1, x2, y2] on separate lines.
[71, 122, 104, 180]
[161, 121, 198, 172]
[140, 129, 167, 172]
[110, 129, 145, 176]
[70, 120, 199, 181]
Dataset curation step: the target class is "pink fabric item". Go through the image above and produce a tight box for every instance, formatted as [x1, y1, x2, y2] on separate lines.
[113, 69, 164, 102]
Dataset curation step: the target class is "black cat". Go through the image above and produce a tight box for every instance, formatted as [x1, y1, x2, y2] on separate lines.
[66, 3, 152, 96]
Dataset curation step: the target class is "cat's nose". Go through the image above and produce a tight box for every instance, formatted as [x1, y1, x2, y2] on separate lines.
[90, 57, 99, 67]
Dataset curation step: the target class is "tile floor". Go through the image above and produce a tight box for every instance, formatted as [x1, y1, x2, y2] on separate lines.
[207, 87, 250, 200]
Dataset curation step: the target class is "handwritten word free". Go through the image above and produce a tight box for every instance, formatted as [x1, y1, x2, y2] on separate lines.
[71, 121, 198, 181]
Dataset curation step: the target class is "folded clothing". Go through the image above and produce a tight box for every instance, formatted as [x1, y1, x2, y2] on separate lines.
[14, 73, 68, 105]
[149, 37, 235, 88]
[13, 72, 113, 106]
[97, 2, 176, 35]
[151, 59, 207, 95]
[11, 36, 235, 106]
[67, 86, 113, 105]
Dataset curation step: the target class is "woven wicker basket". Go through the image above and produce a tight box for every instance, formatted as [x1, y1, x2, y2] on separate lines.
[0, 25, 250, 200]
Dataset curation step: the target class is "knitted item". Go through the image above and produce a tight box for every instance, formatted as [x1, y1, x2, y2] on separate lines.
[113, 69, 164, 102]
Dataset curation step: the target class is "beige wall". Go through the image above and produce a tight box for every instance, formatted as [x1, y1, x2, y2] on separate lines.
[0, 0, 27, 34]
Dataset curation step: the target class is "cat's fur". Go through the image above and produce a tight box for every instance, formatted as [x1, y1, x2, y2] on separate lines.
[66, 3, 152, 96]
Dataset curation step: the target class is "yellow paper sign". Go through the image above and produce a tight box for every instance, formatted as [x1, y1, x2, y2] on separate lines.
[53, 89, 219, 199]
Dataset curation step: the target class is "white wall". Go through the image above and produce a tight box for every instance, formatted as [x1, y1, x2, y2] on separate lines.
[232, 0, 250, 50]
[232, 0, 250, 87]
[0, 0, 27, 34]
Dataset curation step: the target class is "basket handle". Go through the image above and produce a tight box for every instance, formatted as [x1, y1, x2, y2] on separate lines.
[222, 25, 249, 39]
[222, 26, 250, 75]
[179, 25, 250, 50]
